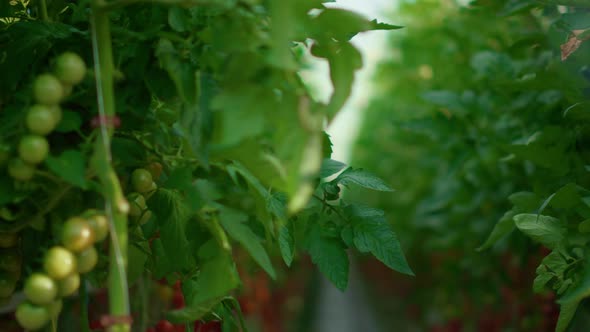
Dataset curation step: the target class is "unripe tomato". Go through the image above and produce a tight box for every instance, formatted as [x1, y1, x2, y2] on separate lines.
[0, 273, 17, 298]
[57, 272, 80, 297]
[87, 213, 109, 242]
[45, 299, 63, 318]
[137, 210, 153, 225]
[33, 74, 63, 106]
[127, 193, 147, 217]
[156, 320, 175, 332]
[18, 135, 49, 164]
[0, 232, 18, 248]
[48, 105, 63, 124]
[131, 168, 153, 193]
[76, 246, 98, 274]
[7, 158, 36, 181]
[144, 182, 158, 200]
[24, 273, 57, 305]
[62, 217, 95, 252]
[146, 162, 163, 180]
[156, 284, 173, 303]
[54, 52, 87, 85]
[44, 246, 76, 280]
[16, 301, 50, 331]
[26, 104, 58, 135]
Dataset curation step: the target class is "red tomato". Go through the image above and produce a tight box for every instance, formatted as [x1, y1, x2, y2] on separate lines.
[174, 324, 186, 332]
[172, 291, 185, 309]
[156, 320, 175, 332]
[200, 321, 221, 332]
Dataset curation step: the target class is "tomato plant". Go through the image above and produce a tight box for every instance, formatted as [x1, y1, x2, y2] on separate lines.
[353, 0, 590, 331]
[0, 0, 409, 331]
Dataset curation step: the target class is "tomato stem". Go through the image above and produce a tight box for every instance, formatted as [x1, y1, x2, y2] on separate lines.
[80, 277, 91, 332]
[39, 0, 49, 21]
[90, 4, 131, 332]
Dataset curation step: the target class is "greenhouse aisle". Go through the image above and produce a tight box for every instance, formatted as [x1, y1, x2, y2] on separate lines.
[310, 1, 397, 331]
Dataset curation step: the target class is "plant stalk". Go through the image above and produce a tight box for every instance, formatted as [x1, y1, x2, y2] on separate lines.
[90, 4, 131, 332]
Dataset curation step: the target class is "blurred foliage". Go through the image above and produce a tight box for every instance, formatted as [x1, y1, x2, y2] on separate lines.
[351, 0, 590, 331]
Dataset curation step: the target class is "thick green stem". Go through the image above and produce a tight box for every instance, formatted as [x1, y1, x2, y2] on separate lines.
[90, 5, 131, 332]
[39, 0, 49, 21]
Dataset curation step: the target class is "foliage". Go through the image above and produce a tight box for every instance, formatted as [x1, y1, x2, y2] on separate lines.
[0, 0, 409, 331]
[352, 0, 590, 331]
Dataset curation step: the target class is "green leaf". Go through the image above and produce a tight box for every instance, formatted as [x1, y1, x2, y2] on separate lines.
[352, 214, 413, 276]
[335, 167, 394, 192]
[555, 300, 579, 332]
[150, 189, 194, 271]
[542, 250, 568, 276]
[167, 256, 239, 323]
[54, 111, 82, 133]
[320, 159, 347, 178]
[477, 210, 516, 251]
[514, 214, 566, 249]
[45, 150, 87, 189]
[559, 260, 590, 305]
[311, 8, 371, 41]
[550, 183, 581, 209]
[305, 222, 349, 290]
[533, 271, 553, 293]
[369, 19, 403, 31]
[278, 225, 294, 267]
[218, 206, 276, 279]
[508, 191, 540, 212]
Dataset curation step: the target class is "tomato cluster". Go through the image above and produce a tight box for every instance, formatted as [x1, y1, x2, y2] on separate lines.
[4, 52, 86, 182]
[126, 167, 158, 226]
[15, 209, 107, 331]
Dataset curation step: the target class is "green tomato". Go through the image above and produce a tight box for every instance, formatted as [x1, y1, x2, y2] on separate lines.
[24, 273, 57, 305]
[33, 74, 63, 106]
[16, 301, 50, 331]
[26, 104, 58, 135]
[0, 273, 17, 298]
[0, 248, 22, 272]
[18, 135, 49, 164]
[137, 210, 153, 225]
[87, 213, 109, 242]
[127, 192, 147, 217]
[57, 272, 80, 297]
[62, 217, 95, 252]
[44, 246, 76, 280]
[54, 52, 87, 85]
[7, 158, 36, 181]
[0, 232, 18, 248]
[77, 246, 98, 274]
[45, 299, 63, 318]
[131, 168, 153, 193]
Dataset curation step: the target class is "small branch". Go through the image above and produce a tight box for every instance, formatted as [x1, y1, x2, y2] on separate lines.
[39, 0, 49, 21]
[312, 194, 347, 222]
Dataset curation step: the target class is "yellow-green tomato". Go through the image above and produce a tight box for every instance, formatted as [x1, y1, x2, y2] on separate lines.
[16, 301, 50, 331]
[18, 135, 49, 164]
[33, 74, 63, 106]
[54, 52, 87, 85]
[44, 246, 76, 280]
[57, 273, 80, 297]
[24, 273, 57, 305]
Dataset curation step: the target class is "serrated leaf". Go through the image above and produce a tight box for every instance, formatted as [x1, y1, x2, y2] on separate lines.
[477, 210, 516, 251]
[150, 189, 193, 271]
[320, 159, 347, 178]
[533, 272, 554, 293]
[45, 150, 87, 189]
[514, 214, 566, 249]
[352, 215, 413, 276]
[278, 225, 294, 267]
[305, 222, 349, 290]
[167, 256, 239, 323]
[555, 300, 579, 332]
[219, 206, 276, 279]
[335, 168, 394, 192]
